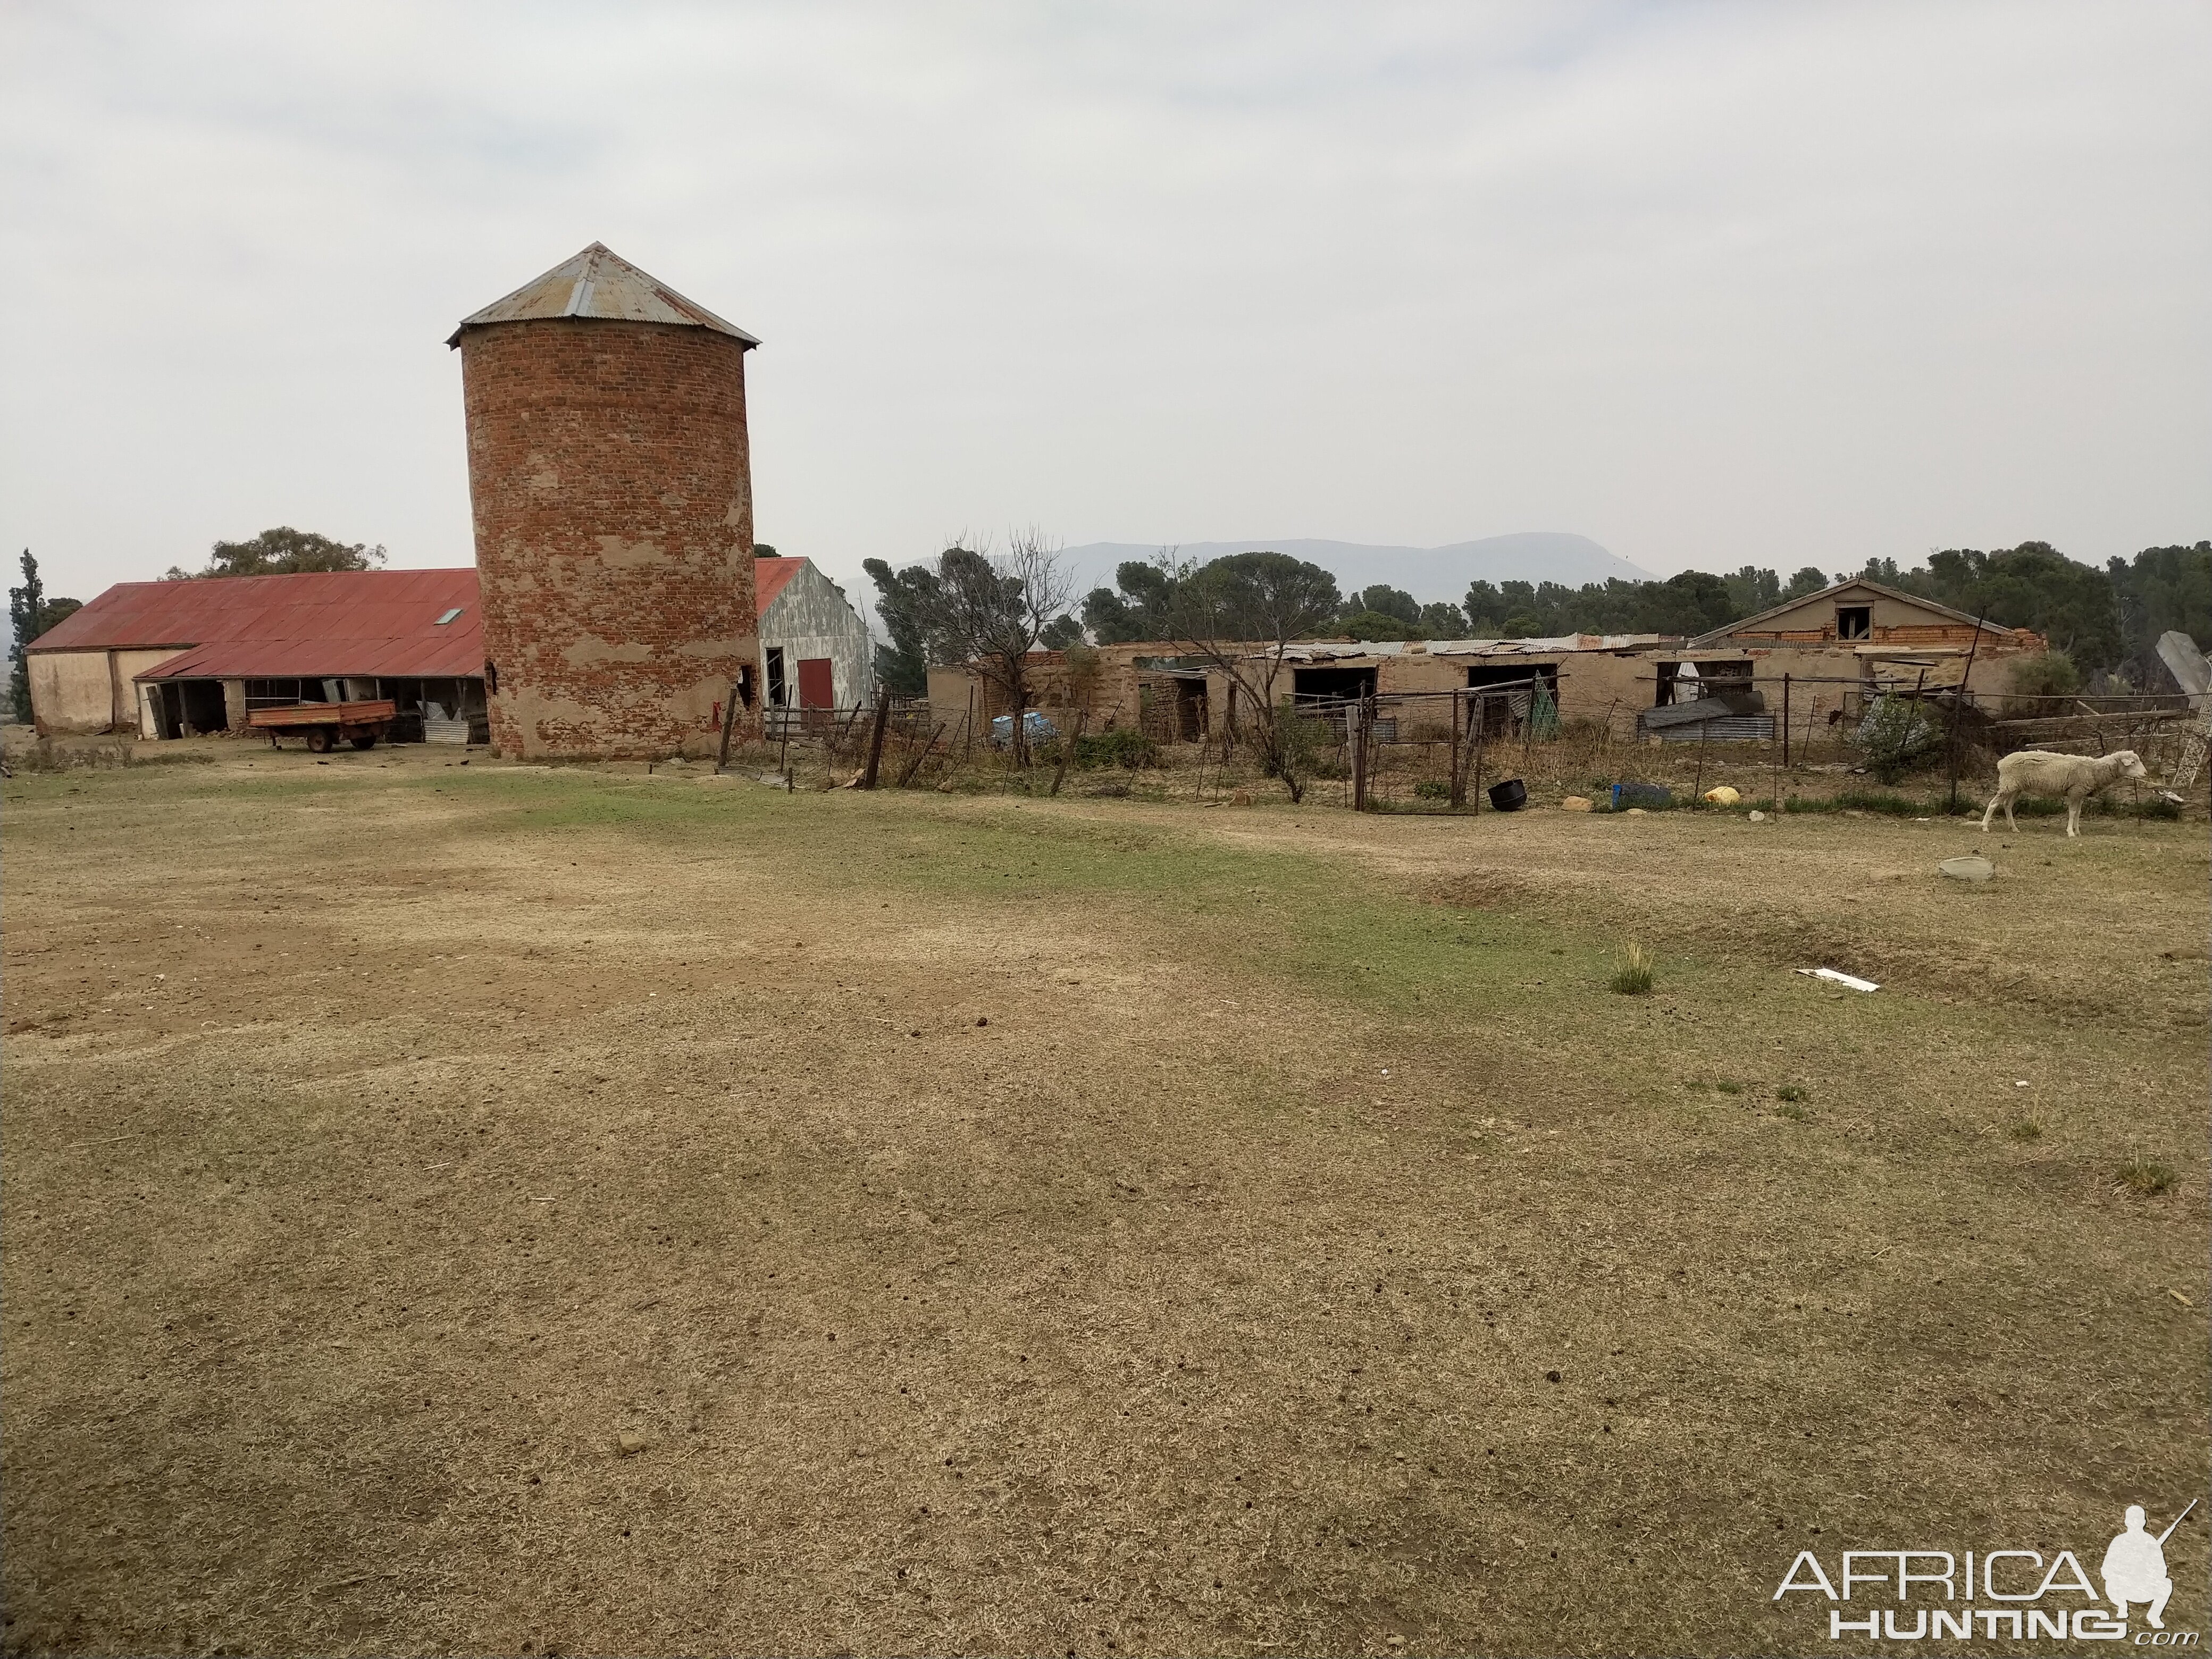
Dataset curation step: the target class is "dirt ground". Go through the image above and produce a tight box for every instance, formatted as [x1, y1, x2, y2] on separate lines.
[3, 742, 2205, 1656]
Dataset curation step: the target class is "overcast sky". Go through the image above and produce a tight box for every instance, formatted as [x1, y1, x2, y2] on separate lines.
[4, 1, 2206, 607]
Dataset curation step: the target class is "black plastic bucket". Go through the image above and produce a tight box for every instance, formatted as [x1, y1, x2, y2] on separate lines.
[1488, 778, 1528, 812]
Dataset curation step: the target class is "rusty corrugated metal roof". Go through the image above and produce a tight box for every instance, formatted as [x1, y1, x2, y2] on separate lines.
[31, 570, 485, 681]
[448, 242, 759, 348]
[753, 556, 802, 615]
[1427, 633, 1662, 655]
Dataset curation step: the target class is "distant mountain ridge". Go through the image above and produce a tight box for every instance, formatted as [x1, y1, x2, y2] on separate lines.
[1057, 533, 1653, 608]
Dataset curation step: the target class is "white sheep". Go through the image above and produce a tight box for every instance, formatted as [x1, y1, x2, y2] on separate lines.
[1981, 748, 2149, 837]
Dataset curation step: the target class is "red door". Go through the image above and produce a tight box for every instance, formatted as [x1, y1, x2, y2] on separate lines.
[796, 658, 835, 709]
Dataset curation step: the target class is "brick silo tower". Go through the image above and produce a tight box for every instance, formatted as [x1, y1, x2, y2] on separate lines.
[450, 242, 761, 758]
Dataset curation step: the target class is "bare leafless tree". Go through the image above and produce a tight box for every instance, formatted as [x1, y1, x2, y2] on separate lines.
[927, 528, 1076, 767]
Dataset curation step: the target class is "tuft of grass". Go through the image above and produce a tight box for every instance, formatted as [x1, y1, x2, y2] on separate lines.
[1775, 1084, 1809, 1103]
[2118, 1153, 2174, 1197]
[1610, 941, 1656, 996]
[1714, 1080, 1742, 1096]
[2007, 1118, 2043, 1143]
[1774, 1101, 1811, 1122]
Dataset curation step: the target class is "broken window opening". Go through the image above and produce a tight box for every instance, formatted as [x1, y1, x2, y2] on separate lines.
[1836, 605, 1871, 641]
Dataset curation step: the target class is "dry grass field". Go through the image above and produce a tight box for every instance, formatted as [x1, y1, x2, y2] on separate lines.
[3, 745, 2205, 1656]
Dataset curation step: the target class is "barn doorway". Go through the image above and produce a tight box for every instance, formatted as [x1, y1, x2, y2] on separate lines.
[1466, 663, 1558, 738]
[1292, 666, 1376, 705]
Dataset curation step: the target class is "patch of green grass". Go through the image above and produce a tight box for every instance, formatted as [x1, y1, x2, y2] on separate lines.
[1714, 1080, 1742, 1096]
[2007, 1118, 2043, 1143]
[1774, 1101, 1811, 1122]
[1610, 942, 1655, 996]
[1775, 1084, 1809, 1103]
[2118, 1153, 2174, 1196]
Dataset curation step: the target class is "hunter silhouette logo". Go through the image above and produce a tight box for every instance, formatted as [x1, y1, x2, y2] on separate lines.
[2106, 1502, 2192, 1631]
[1774, 1499, 2199, 1644]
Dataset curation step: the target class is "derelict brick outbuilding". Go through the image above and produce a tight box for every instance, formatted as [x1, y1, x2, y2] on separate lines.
[450, 242, 763, 759]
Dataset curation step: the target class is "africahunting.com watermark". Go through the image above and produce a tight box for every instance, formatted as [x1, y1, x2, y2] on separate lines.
[1774, 1501, 2199, 1644]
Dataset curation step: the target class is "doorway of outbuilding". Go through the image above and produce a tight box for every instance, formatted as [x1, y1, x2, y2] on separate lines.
[145, 684, 180, 740]
[1170, 676, 1206, 740]
[1466, 663, 1557, 737]
[1292, 666, 1376, 704]
[177, 681, 227, 735]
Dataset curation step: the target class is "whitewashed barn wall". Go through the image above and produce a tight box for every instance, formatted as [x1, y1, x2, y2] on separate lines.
[759, 563, 875, 709]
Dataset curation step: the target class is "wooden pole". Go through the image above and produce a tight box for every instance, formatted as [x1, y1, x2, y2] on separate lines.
[1947, 614, 1988, 815]
[1449, 690, 1466, 808]
[1773, 674, 1787, 815]
[1694, 716, 1710, 802]
[1351, 698, 1368, 812]
[715, 677, 741, 774]
[1470, 694, 1487, 814]
[859, 688, 891, 789]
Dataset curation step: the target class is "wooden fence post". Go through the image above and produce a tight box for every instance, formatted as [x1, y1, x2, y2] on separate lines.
[1470, 695, 1487, 813]
[1345, 694, 1362, 814]
[715, 678, 741, 774]
[1946, 614, 1987, 815]
[1449, 690, 1465, 808]
[859, 689, 891, 789]
[1773, 674, 1788, 815]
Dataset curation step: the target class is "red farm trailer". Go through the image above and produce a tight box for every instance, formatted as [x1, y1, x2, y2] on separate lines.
[247, 699, 398, 753]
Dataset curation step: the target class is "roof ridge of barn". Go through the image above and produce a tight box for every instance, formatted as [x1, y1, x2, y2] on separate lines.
[1692, 576, 2012, 646]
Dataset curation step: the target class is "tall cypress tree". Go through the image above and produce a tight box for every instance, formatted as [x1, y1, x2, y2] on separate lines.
[9, 549, 46, 724]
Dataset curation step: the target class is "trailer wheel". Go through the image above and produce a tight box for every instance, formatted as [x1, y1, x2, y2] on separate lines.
[306, 727, 334, 753]
[351, 734, 377, 751]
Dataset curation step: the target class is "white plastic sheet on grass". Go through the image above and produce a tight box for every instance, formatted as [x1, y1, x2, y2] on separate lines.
[1798, 967, 1879, 993]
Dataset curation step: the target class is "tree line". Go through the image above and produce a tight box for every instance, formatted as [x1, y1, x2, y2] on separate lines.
[1061, 539, 2208, 685]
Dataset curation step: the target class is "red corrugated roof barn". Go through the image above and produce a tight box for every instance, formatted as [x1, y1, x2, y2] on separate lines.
[23, 569, 487, 738]
[31, 569, 484, 679]
[22, 558, 860, 738]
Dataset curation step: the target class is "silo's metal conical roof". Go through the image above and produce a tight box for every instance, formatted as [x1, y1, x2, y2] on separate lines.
[447, 243, 759, 347]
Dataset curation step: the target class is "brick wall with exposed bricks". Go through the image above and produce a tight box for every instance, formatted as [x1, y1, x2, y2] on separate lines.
[458, 318, 759, 759]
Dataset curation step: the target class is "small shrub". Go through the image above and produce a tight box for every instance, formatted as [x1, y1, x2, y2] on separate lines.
[2117, 1153, 2174, 1197]
[2007, 1118, 2043, 1143]
[1073, 727, 1158, 771]
[1856, 696, 1941, 784]
[1413, 778, 1451, 800]
[1775, 1084, 1809, 1103]
[1610, 942, 1655, 996]
[2006, 650, 2080, 715]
